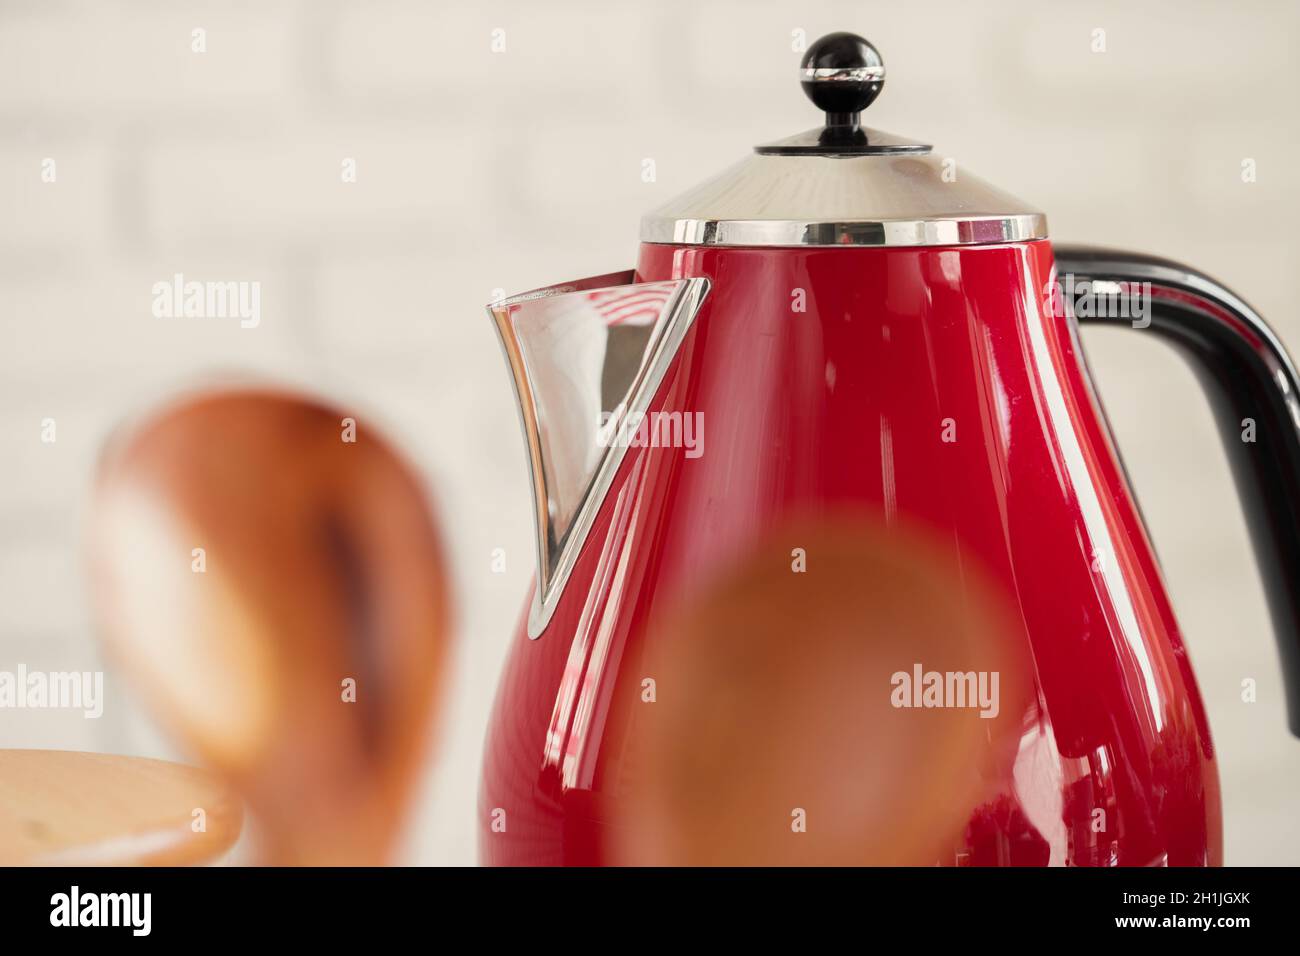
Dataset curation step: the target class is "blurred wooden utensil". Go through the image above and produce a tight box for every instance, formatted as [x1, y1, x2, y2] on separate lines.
[0, 749, 241, 866]
[89, 389, 452, 865]
[610, 513, 1031, 866]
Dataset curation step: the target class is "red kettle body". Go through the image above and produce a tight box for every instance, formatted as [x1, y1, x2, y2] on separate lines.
[480, 33, 1300, 866]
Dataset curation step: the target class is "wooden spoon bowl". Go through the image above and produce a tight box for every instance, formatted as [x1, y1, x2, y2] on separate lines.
[89, 389, 452, 865]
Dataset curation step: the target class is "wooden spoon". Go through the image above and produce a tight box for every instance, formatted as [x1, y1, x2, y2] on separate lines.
[89, 389, 452, 865]
[609, 512, 1031, 866]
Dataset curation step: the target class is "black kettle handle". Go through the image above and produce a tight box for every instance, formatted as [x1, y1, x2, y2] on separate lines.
[1054, 244, 1300, 737]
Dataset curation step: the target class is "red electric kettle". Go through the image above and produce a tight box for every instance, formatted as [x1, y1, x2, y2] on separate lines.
[480, 32, 1300, 866]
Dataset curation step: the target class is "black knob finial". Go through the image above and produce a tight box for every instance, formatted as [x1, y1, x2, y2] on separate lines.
[800, 32, 884, 131]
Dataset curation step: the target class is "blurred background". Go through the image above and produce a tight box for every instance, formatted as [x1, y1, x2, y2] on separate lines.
[1, 0, 1298, 864]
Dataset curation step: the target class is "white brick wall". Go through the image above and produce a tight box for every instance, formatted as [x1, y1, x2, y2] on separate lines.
[3, 0, 1299, 865]
[0, 3, 300, 112]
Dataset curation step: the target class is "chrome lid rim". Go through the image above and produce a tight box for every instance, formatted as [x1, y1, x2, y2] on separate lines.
[639, 213, 1049, 248]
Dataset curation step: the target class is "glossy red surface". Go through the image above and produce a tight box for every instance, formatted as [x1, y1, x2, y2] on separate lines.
[480, 240, 1222, 866]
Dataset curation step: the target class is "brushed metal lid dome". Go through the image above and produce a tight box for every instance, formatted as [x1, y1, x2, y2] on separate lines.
[639, 32, 1047, 248]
